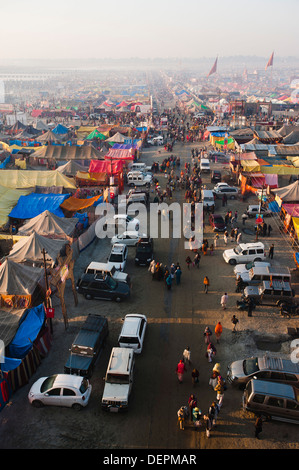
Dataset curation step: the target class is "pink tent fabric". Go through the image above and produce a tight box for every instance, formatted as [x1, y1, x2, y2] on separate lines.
[264, 173, 278, 188]
[89, 159, 123, 174]
[281, 204, 299, 217]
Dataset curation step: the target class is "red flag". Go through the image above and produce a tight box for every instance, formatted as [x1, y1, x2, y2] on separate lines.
[265, 51, 274, 71]
[207, 57, 218, 77]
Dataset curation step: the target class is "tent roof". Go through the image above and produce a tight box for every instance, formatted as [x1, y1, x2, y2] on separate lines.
[9, 192, 70, 219]
[0, 307, 26, 346]
[0, 185, 31, 228]
[272, 180, 299, 202]
[105, 132, 126, 143]
[8, 232, 67, 266]
[18, 210, 78, 238]
[60, 194, 101, 212]
[57, 160, 88, 176]
[0, 169, 76, 189]
[283, 131, 299, 145]
[89, 159, 123, 174]
[277, 125, 298, 137]
[38, 130, 63, 143]
[0, 259, 43, 295]
[30, 144, 101, 160]
[52, 124, 69, 135]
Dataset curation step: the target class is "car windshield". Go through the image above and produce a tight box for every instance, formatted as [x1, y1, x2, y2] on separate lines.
[106, 277, 117, 289]
[106, 373, 130, 384]
[243, 358, 259, 375]
[234, 246, 243, 254]
[109, 254, 123, 262]
[214, 217, 223, 223]
[40, 375, 58, 393]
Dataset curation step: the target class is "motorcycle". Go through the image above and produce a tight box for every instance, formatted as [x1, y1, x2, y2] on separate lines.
[276, 301, 299, 318]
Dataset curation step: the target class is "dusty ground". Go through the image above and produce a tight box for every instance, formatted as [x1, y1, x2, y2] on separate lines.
[0, 140, 299, 451]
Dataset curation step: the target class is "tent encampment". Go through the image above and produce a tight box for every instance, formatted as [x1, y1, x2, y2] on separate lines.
[272, 180, 299, 203]
[0, 259, 43, 306]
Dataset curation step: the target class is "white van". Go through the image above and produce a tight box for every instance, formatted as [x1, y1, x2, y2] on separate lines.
[201, 189, 215, 209]
[200, 158, 210, 173]
[118, 314, 147, 354]
[84, 262, 130, 284]
[127, 171, 152, 187]
[131, 162, 152, 173]
[223, 242, 266, 265]
[101, 347, 135, 412]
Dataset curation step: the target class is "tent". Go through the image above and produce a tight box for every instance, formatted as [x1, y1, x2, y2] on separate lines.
[105, 132, 127, 143]
[85, 129, 106, 141]
[89, 159, 124, 174]
[57, 160, 88, 176]
[0, 185, 31, 228]
[8, 232, 67, 266]
[52, 124, 69, 135]
[60, 194, 102, 213]
[282, 130, 299, 145]
[272, 180, 299, 203]
[9, 192, 71, 219]
[17, 210, 78, 239]
[30, 144, 101, 161]
[0, 169, 76, 189]
[37, 130, 63, 143]
[0, 259, 43, 308]
[76, 126, 97, 140]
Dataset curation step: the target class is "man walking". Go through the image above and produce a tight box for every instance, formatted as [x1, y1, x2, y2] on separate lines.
[268, 244, 274, 259]
[231, 314, 239, 332]
[221, 293, 228, 309]
[203, 276, 210, 294]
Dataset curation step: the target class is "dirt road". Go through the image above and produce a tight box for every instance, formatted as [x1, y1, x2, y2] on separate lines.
[0, 141, 299, 450]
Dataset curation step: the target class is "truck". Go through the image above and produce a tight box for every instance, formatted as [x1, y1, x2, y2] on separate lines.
[64, 314, 109, 378]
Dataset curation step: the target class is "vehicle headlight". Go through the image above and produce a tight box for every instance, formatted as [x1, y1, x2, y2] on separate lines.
[135, 258, 139, 261]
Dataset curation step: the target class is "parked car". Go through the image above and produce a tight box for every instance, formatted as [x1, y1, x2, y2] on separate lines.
[76, 273, 130, 302]
[118, 314, 147, 354]
[147, 136, 163, 146]
[234, 261, 271, 277]
[84, 262, 130, 285]
[223, 242, 266, 265]
[28, 374, 92, 410]
[239, 266, 291, 286]
[127, 171, 152, 187]
[201, 189, 215, 210]
[246, 205, 272, 218]
[107, 243, 128, 271]
[101, 347, 135, 412]
[104, 215, 140, 232]
[209, 214, 226, 232]
[211, 170, 222, 183]
[214, 185, 239, 199]
[227, 355, 299, 388]
[135, 237, 154, 266]
[200, 158, 210, 173]
[111, 231, 147, 247]
[243, 280, 294, 305]
[214, 182, 229, 191]
[242, 379, 299, 424]
[64, 314, 109, 378]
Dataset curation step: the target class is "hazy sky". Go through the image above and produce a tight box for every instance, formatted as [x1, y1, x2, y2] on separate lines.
[1, 0, 298, 60]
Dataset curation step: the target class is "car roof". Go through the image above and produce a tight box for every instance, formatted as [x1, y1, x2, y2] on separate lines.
[111, 243, 127, 252]
[258, 355, 299, 374]
[250, 379, 296, 400]
[262, 280, 292, 291]
[239, 242, 264, 248]
[52, 374, 84, 388]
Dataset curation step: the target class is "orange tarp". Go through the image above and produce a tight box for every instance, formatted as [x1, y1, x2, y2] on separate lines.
[60, 195, 101, 212]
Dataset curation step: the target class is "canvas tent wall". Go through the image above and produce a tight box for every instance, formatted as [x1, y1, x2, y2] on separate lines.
[17, 210, 78, 240]
[29, 144, 102, 161]
[272, 180, 299, 204]
[0, 185, 32, 229]
[57, 160, 88, 176]
[7, 232, 67, 267]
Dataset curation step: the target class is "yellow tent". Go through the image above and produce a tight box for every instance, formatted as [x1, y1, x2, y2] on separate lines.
[292, 217, 299, 239]
[241, 160, 261, 172]
[261, 165, 299, 175]
[0, 185, 32, 227]
[0, 170, 76, 189]
[15, 159, 26, 170]
[76, 126, 97, 140]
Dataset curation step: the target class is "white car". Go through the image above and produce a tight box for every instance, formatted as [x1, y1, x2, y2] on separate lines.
[28, 374, 92, 410]
[234, 261, 271, 277]
[107, 243, 128, 271]
[111, 231, 147, 246]
[213, 182, 229, 191]
[223, 242, 266, 265]
[105, 215, 140, 232]
[118, 314, 147, 354]
[246, 205, 272, 218]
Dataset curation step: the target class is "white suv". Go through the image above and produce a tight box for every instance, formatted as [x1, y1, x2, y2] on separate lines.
[118, 314, 147, 354]
[223, 242, 266, 265]
[107, 243, 128, 271]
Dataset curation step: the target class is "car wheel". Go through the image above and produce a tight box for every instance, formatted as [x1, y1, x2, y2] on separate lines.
[72, 403, 83, 411]
[32, 400, 44, 408]
[85, 294, 93, 300]
[229, 259, 237, 265]
[254, 258, 262, 262]
[230, 195, 236, 200]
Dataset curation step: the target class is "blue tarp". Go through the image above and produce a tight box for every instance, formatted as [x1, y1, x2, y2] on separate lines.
[295, 253, 299, 266]
[9, 193, 70, 219]
[8, 304, 45, 359]
[52, 124, 69, 135]
[74, 212, 89, 228]
[0, 357, 22, 373]
[0, 156, 11, 168]
[268, 200, 280, 213]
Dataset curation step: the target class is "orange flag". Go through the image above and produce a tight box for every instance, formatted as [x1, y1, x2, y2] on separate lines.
[265, 52, 274, 71]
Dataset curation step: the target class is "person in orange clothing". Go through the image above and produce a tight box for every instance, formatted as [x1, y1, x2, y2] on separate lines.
[215, 322, 223, 344]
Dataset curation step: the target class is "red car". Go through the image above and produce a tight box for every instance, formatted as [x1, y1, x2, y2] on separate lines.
[209, 214, 226, 232]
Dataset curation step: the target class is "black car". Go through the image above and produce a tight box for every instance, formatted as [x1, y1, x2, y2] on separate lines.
[211, 170, 221, 183]
[135, 237, 154, 266]
[76, 273, 130, 302]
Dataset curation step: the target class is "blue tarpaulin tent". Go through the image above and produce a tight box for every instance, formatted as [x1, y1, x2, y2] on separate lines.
[8, 304, 45, 359]
[0, 156, 11, 168]
[52, 124, 69, 135]
[9, 192, 70, 219]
